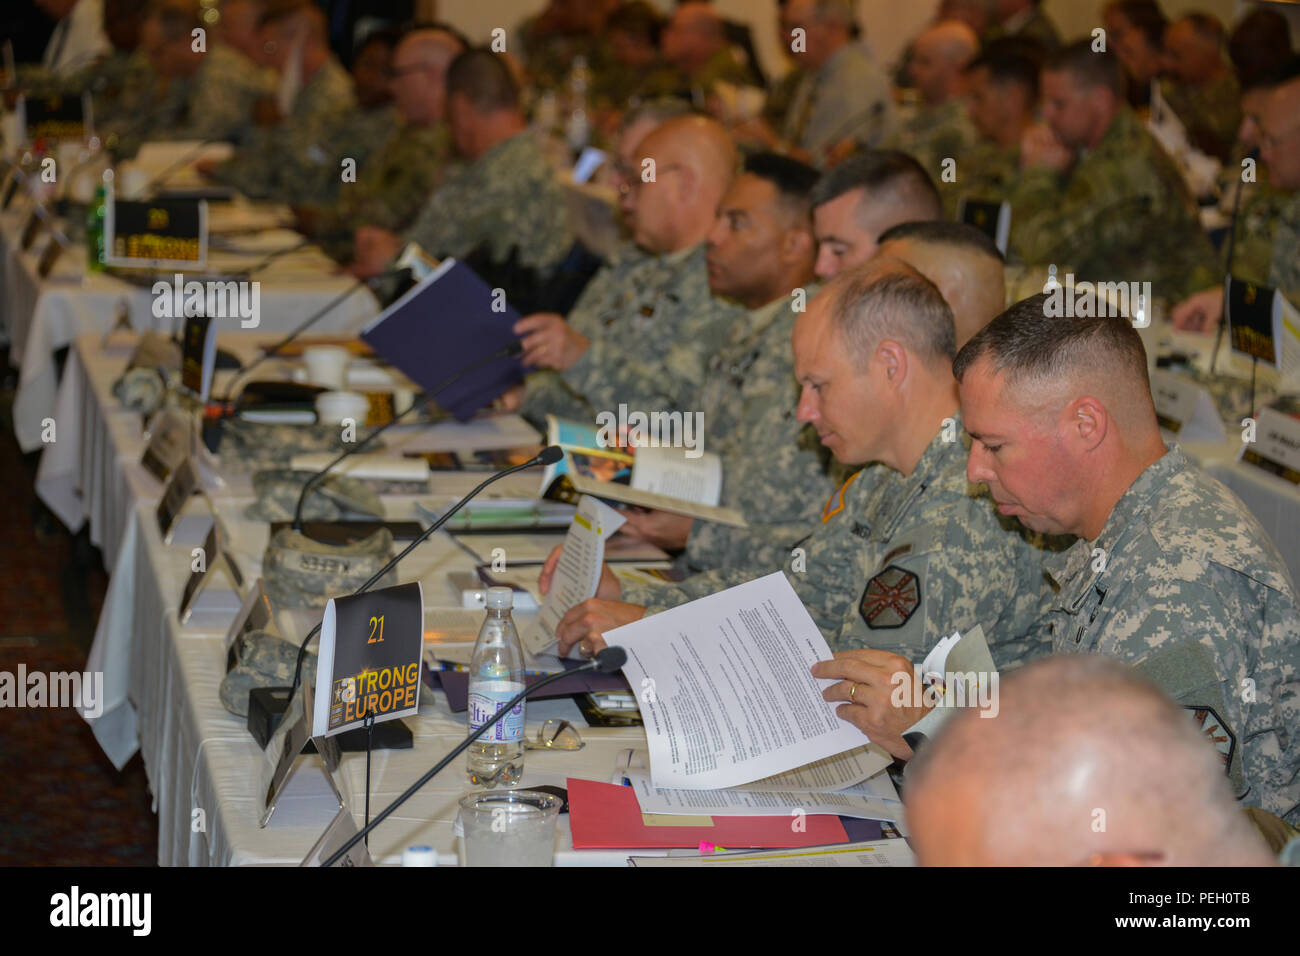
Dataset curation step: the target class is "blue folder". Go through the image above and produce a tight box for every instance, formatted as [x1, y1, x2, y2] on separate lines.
[359, 258, 525, 421]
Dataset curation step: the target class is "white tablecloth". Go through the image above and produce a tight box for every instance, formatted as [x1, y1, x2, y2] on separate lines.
[112, 495, 645, 867]
[41, 333, 647, 865]
[1, 201, 378, 451]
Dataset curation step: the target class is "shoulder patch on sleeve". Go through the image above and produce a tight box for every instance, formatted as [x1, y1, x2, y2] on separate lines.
[822, 470, 861, 524]
[859, 565, 920, 629]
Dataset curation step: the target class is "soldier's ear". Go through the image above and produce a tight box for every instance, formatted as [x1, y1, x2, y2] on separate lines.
[876, 339, 907, 389]
[1070, 395, 1108, 451]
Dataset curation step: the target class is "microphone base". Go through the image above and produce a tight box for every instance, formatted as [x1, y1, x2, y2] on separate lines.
[248, 686, 414, 752]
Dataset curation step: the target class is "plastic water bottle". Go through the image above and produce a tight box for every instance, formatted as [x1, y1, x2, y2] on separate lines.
[565, 56, 591, 151]
[466, 587, 525, 787]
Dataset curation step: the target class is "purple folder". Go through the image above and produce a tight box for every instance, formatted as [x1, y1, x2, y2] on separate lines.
[359, 258, 524, 421]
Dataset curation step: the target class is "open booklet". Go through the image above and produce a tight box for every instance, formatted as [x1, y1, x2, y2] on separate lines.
[540, 416, 746, 527]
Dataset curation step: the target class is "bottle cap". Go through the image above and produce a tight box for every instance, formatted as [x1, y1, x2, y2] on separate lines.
[402, 845, 438, 867]
[486, 586, 513, 609]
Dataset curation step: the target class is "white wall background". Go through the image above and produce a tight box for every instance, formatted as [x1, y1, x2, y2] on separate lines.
[435, 0, 1290, 81]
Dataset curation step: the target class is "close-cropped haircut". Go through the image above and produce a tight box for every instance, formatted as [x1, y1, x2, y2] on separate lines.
[827, 262, 956, 364]
[951, 293, 1149, 392]
[877, 219, 1005, 264]
[966, 43, 1041, 103]
[810, 150, 942, 221]
[744, 151, 819, 220]
[1046, 40, 1126, 98]
[446, 48, 520, 112]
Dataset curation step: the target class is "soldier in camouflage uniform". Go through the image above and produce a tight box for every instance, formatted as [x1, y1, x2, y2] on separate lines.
[756, 0, 894, 163]
[513, 0, 617, 96]
[101, 3, 276, 153]
[1161, 14, 1242, 160]
[380, 49, 571, 280]
[305, 121, 453, 263]
[514, 116, 741, 421]
[945, 43, 1039, 216]
[181, 42, 276, 143]
[616, 153, 834, 575]
[1008, 43, 1219, 302]
[887, 98, 976, 190]
[1171, 74, 1300, 329]
[298, 27, 463, 263]
[208, 2, 356, 200]
[954, 295, 1300, 823]
[884, 20, 977, 179]
[546, 263, 1054, 684]
[660, 3, 758, 102]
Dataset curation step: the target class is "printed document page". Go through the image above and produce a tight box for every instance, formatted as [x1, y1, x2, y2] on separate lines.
[606, 572, 865, 789]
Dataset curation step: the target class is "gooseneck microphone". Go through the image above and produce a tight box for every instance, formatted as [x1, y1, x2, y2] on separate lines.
[319, 644, 628, 867]
[289, 339, 524, 532]
[281, 443, 564, 709]
[1210, 147, 1254, 375]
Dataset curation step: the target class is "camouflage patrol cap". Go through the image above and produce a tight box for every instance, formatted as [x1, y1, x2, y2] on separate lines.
[262, 526, 397, 610]
[244, 468, 386, 523]
[112, 367, 167, 416]
[217, 419, 373, 474]
[219, 629, 317, 717]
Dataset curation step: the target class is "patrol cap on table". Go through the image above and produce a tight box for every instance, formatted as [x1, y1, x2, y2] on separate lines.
[244, 468, 385, 523]
[262, 526, 396, 610]
[216, 419, 366, 473]
[219, 629, 316, 718]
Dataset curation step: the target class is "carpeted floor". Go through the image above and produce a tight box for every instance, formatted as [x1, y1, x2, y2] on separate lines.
[0, 356, 158, 865]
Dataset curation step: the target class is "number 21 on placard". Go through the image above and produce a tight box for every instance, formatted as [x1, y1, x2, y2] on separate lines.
[368, 614, 384, 643]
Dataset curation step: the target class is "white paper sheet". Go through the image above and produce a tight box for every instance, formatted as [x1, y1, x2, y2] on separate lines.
[625, 769, 903, 822]
[523, 495, 625, 657]
[739, 744, 893, 793]
[607, 572, 866, 789]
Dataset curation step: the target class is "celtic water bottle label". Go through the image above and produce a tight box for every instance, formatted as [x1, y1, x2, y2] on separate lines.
[468, 680, 525, 742]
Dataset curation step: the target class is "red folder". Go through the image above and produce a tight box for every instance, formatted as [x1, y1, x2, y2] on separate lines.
[567, 778, 850, 850]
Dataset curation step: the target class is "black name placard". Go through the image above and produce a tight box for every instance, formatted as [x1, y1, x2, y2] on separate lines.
[957, 198, 1011, 255]
[20, 93, 86, 143]
[313, 582, 425, 737]
[103, 187, 208, 269]
[1227, 275, 1278, 367]
[180, 313, 217, 402]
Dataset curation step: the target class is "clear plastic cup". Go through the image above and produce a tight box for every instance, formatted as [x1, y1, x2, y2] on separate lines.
[458, 789, 562, 867]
